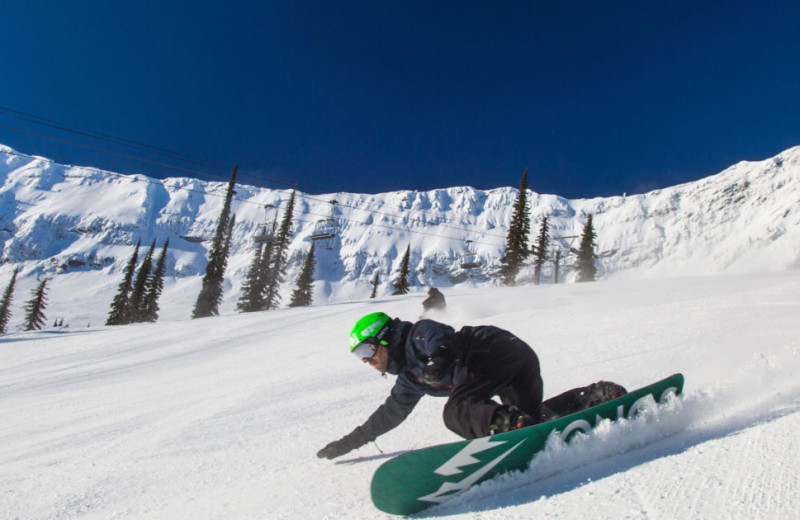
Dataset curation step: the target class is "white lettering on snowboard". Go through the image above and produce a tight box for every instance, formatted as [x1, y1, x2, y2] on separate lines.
[418, 385, 679, 505]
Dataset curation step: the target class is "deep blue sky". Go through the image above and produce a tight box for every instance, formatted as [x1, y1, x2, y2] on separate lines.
[2, 1, 799, 198]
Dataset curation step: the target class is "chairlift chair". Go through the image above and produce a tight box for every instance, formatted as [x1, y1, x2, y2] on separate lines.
[460, 254, 481, 269]
[253, 203, 278, 243]
[179, 235, 208, 243]
[309, 218, 336, 241]
[309, 199, 339, 242]
[252, 225, 273, 243]
[460, 240, 481, 269]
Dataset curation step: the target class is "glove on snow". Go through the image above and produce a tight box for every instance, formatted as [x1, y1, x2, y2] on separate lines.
[316, 428, 368, 460]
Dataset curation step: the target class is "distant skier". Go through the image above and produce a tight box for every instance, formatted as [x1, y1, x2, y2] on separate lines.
[317, 312, 626, 460]
[421, 287, 446, 314]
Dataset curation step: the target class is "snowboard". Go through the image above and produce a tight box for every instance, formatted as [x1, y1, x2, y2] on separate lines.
[371, 372, 684, 515]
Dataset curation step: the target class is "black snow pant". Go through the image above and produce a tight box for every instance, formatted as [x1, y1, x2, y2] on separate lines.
[442, 332, 543, 440]
[540, 384, 613, 422]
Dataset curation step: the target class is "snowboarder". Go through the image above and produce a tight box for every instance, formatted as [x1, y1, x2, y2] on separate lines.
[421, 287, 446, 314]
[317, 312, 626, 460]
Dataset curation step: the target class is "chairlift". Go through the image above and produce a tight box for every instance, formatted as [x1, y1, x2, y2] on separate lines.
[460, 255, 480, 270]
[253, 226, 273, 244]
[253, 203, 278, 243]
[460, 240, 481, 269]
[180, 235, 209, 243]
[309, 200, 339, 242]
[309, 219, 336, 241]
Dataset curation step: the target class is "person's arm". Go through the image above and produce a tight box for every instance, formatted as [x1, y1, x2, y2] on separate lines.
[317, 383, 423, 459]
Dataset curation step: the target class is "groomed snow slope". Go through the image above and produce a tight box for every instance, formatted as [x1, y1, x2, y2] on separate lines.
[1, 269, 799, 519]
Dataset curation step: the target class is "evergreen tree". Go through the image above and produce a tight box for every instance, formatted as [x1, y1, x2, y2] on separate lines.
[141, 239, 169, 322]
[254, 231, 275, 309]
[129, 239, 155, 322]
[575, 214, 598, 282]
[288, 243, 316, 307]
[263, 189, 296, 311]
[370, 272, 380, 299]
[106, 240, 141, 325]
[532, 217, 550, 285]
[23, 278, 49, 331]
[499, 169, 531, 286]
[237, 242, 266, 312]
[193, 165, 238, 318]
[0, 268, 19, 334]
[393, 245, 411, 295]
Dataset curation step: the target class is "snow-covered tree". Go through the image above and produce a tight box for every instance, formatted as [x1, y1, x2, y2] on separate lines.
[0, 268, 18, 334]
[264, 189, 296, 311]
[140, 239, 169, 322]
[499, 169, 531, 286]
[532, 216, 550, 285]
[393, 245, 411, 295]
[23, 278, 49, 331]
[193, 165, 238, 319]
[288, 243, 316, 307]
[576, 214, 598, 282]
[106, 241, 141, 325]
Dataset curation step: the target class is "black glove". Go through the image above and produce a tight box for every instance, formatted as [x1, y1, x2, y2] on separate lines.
[421, 347, 451, 384]
[317, 428, 368, 460]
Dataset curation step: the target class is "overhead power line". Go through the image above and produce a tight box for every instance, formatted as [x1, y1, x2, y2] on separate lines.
[0, 105, 227, 170]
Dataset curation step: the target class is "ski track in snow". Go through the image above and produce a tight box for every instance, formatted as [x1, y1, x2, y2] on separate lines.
[1, 271, 799, 519]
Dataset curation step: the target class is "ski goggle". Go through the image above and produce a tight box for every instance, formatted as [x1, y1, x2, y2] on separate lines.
[351, 337, 381, 360]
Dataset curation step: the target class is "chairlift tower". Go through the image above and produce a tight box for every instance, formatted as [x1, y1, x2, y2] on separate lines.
[550, 235, 579, 284]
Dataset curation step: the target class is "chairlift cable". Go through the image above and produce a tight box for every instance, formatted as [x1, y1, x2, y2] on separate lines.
[0, 108, 510, 241]
[0, 115, 533, 248]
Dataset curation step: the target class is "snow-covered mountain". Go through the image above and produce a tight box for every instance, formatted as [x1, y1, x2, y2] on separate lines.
[0, 143, 798, 328]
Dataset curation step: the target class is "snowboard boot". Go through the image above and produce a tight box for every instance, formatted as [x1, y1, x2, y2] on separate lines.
[579, 381, 627, 409]
[488, 405, 535, 436]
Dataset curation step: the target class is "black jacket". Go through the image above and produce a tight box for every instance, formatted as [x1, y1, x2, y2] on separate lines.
[352, 318, 508, 442]
[422, 288, 446, 310]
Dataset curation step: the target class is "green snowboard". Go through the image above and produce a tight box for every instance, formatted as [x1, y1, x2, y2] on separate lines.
[371, 373, 684, 515]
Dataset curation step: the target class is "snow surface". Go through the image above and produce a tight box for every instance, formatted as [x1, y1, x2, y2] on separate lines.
[2, 269, 799, 519]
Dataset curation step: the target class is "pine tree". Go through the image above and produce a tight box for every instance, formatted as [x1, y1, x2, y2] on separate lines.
[141, 239, 169, 322]
[23, 278, 49, 331]
[254, 232, 274, 309]
[532, 217, 550, 286]
[0, 268, 19, 334]
[263, 189, 296, 311]
[106, 240, 141, 325]
[288, 243, 316, 307]
[576, 214, 598, 282]
[370, 272, 380, 299]
[193, 165, 238, 318]
[393, 245, 411, 295]
[129, 240, 155, 322]
[237, 242, 266, 312]
[499, 169, 531, 286]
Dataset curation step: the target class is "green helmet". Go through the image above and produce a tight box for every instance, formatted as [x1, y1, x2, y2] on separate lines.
[349, 312, 391, 354]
